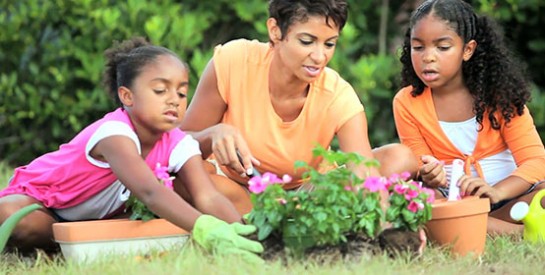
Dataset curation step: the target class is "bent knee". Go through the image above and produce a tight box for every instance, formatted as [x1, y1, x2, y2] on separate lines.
[0, 196, 56, 244]
[375, 143, 418, 177]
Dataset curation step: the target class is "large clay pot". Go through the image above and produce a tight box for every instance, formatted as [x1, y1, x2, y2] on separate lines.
[425, 196, 490, 257]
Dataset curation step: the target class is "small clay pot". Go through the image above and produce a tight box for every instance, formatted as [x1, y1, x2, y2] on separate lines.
[425, 196, 490, 257]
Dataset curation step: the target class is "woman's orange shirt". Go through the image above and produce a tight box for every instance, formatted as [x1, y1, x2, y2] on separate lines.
[213, 39, 364, 189]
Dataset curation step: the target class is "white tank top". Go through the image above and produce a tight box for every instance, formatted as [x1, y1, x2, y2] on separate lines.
[439, 117, 516, 186]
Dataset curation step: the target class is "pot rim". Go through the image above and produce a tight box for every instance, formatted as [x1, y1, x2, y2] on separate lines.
[53, 218, 189, 242]
[431, 196, 490, 219]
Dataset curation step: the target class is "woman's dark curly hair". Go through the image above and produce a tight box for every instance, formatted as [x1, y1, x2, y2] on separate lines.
[399, 0, 530, 130]
[102, 37, 184, 106]
[268, 0, 348, 45]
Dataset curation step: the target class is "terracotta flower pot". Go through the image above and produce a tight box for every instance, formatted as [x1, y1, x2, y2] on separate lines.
[53, 219, 189, 262]
[425, 196, 490, 257]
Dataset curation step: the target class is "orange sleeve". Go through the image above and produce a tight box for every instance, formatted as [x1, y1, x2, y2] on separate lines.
[502, 106, 545, 183]
[392, 87, 433, 166]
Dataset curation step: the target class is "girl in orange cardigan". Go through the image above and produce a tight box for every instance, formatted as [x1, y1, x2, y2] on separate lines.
[393, 0, 545, 235]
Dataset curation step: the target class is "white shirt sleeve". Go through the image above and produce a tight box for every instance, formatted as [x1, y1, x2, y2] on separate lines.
[85, 121, 141, 168]
[169, 134, 202, 173]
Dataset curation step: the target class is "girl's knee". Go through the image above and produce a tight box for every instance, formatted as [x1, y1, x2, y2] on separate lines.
[0, 195, 39, 223]
[0, 195, 56, 249]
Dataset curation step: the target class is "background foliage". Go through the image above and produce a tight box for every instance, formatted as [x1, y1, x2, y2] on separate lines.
[1, 0, 544, 166]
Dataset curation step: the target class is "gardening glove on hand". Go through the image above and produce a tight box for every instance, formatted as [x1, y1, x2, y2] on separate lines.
[192, 215, 264, 264]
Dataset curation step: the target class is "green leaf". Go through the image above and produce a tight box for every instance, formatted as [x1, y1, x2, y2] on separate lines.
[257, 224, 273, 241]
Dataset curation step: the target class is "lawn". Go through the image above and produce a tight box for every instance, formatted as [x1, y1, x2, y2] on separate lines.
[1, 162, 544, 274]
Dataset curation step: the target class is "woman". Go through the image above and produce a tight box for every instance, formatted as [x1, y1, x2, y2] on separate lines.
[181, 0, 417, 214]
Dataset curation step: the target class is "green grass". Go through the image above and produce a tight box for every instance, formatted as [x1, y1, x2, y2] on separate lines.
[1, 239, 545, 274]
[1, 161, 544, 274]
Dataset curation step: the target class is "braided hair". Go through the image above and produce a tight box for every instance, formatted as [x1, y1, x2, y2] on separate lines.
[399, 0, 530, 130]
[102, 37, 184, 106]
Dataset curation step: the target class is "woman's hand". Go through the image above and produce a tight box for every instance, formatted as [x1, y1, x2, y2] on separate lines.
[419, 155, 447, 188]
[209, 124, 259, 175]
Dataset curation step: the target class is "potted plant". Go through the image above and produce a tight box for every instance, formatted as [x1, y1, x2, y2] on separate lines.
[246, 146, 435, 259]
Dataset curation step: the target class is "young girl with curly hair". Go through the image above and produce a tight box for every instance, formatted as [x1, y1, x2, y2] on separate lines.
[393, 0, 545, 234]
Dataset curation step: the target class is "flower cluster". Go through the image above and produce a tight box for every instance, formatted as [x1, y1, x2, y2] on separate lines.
[384, 172, 435, 232]
[248, 172, 292, 194]
[246, 146, 434, 255]
[126, 163, 174, 221]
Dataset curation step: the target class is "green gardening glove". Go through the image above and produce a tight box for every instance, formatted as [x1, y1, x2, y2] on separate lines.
[192, 215, 264, 264]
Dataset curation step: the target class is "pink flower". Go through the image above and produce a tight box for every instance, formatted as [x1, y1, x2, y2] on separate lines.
[154, 163, 174, 189]
[394, 184, 408, 194]
[248, 177, 267, 194]
[154, 163, 169, 179]
[383, 178, 393, 190]
[248, 172, 291, 194]
[261, 172, 289, 185]
[423, 188, 436, 203]
[404, 189, 419, 200]
[400, 171, 411, 181]
[388, 174, 400, 183]
[363, 176, 386, 192]
[407, 201, 424, 213]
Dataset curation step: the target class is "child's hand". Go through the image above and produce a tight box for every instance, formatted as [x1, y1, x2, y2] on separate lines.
[192, 214, 264, 264]
[458, 175, 502, 204]
[419, 155, 446, 188]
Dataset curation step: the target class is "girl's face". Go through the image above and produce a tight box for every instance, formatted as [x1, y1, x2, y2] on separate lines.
[123, 54, 189, 134]
[410, 15, 475, 91]
[269, 15, 339, 83]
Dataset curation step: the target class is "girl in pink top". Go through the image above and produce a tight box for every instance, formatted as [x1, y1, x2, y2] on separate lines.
[181, 0, 418, 215]
[0, 38, 263, 259]
[393, 0, 545, 234]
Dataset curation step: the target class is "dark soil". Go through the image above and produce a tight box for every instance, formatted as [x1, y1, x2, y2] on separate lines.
[250, 228, 422, 264]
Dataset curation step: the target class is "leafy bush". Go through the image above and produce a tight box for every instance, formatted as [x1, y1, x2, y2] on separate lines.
[0, 0, 267, 165]
[1, 0, 543, 166]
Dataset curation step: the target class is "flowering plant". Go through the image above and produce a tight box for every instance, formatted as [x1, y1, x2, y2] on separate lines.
[126, 163, 175, 221]
[384, 173, 435, 232]
[246, 146, 434, 255]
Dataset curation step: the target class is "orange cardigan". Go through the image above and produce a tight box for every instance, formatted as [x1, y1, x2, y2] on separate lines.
[393, 86, 545, 184]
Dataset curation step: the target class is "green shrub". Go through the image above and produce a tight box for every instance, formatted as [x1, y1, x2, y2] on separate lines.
[0, 0, 267, 165]
[1, 0, 543, 166]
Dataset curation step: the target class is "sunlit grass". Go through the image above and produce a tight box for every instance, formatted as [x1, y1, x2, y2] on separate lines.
[1, 235, 544, 274]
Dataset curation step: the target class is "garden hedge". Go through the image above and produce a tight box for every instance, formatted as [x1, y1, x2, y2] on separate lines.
[1, 0, 543, 166]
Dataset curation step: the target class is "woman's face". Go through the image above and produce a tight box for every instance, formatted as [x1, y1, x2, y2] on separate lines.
[271, 15, 339, 83]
